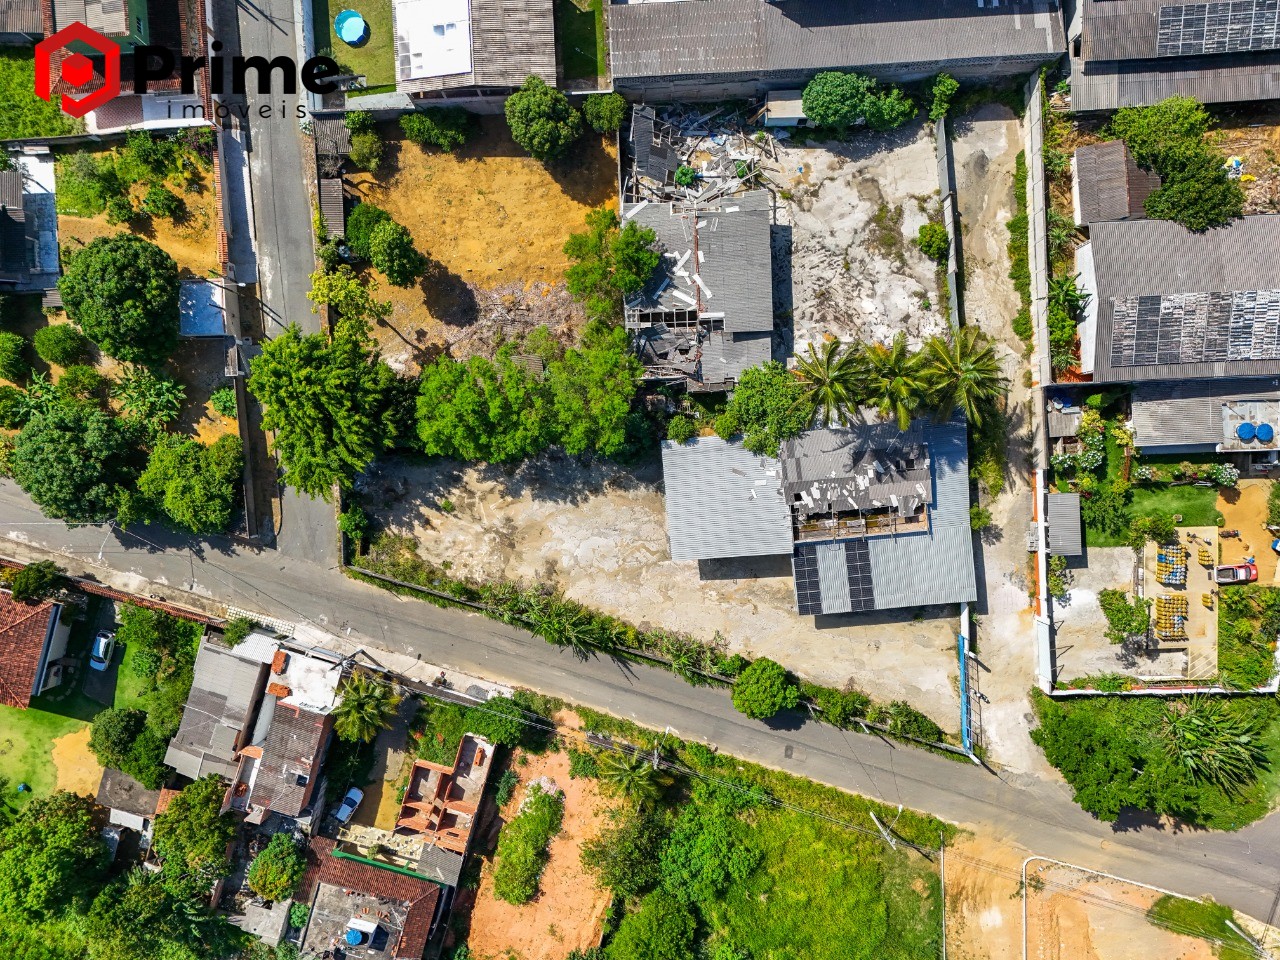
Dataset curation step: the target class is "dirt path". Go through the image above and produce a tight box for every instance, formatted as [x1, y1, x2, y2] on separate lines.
[1218, 480, 1278, 583]
[50, 726, 102, 797]
[465, 747, 612, 960]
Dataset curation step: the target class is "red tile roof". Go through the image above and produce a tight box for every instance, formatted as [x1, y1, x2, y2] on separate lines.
[155, 787, 181, 816]
[301, 838, 441, 960]
[0, 592, 55, 709]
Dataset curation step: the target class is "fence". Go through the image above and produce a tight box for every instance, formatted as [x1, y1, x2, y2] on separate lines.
[933, 116, 962, 329]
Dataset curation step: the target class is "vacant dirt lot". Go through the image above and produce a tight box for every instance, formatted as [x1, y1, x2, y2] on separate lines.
[774, 121, 947, 357]
[1219, 480, 1279, 584]
[169, 339, 238, 445]
[465, 744, 612, 960]
[50, 726, 102, 797]
[346, 118, 617, 372]
[362, 453, 962, 729]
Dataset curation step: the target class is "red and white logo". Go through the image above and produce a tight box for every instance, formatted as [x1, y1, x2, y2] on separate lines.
[34, 23, 121, 118]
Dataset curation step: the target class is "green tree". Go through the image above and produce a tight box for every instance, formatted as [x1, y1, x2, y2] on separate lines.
[864, 86, 916, 131]
[248, 320, 397, 498]
[369, 220, 426, 287]
[597, 750, 670, 807]
[152, 776, 237, 897]
[88, 707, 146, 769]
[580, 808, 664, 898]
[246, 833, 306, 902]
[344, 110, 375, 133]
[345, 203, 392, 261]
[583, 93, 627, 133]
[416, 349, 550, 462]
[922, 328, 1007, 426]
[308, 264, 393, 325]
[338, 503, 369, 546]
[348, 131, 384, 171]
[112, 367, 185, 431]
[32, 325, 89, 366]
[731, 657, 799, 720]
[1162, 698, 1267, 790]
[8, 560, 61, 602]
[12, 404, 142, 521]
[504, 76, 582, 161]
[134, 434, 244, 534]
[564, 208, 660, 324]
[715, 361, 810, 456]
[929, 73, 960, 121]
[222, 616, 255, 647]
[467, 694, 527, 746]
[802, 71, 879, 131]
[334, 670, 403, 743]
[492, 784, 564, 904]
[400, 108, 472, 151]
[546, 320, 642, 456]
[57, 364, 104, 400]
[141, 184, 182, 219]
[1107, 96, 1210, 169]
[793, 339, 864, 427]
[605, 891, 696, 960]
[210, 385, 236, 418]
[666, 414, 696, 444]
[0, 791, 108, 917]
[0, 331, 28, 382]
[59, 234, 180, 364]
[862, 332, 926, 430]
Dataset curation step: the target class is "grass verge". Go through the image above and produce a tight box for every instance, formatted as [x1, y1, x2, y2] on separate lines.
[554, 0, 605, 83]
[1146, 895, 1254, 958]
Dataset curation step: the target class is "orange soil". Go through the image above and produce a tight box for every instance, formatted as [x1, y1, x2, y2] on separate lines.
[1218, 480, 1279, 583]
[50, 726, 102, 797]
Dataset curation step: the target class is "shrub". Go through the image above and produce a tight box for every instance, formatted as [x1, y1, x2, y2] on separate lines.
[346, 203, 392, 261]
[369, 220, 426, 287]
[674, 165, 697, 187]
[349, 131, 384, 171]
[504, 76, 582, 161]
[567, 748, 600, 779]
[928, 73, 960, 121]
[916, 221, 949, 263]
[1099, 589, 1150, 643]
[288, 903, 310, 929]
[104, 195, 136, 225]
[0, 384, 24, 427]
[89, 707, 145, 769]
[605, 891, 696, 960]
[246, 833, 306, 902]
[494, 769, 518, 807]
[580, 808, 662, 899]
[970, 505, 993, 530]
[344, 110, 375, 133]
[400, 108, 472, 151]
[1269, 482, 1280, 527]
[665, 415, 696, 444]
[731, 658, 799, 720]
[338, 503, 370, 545]
[564, 208, 660, 324]
[222, 616, 255, 647]
[56, 364, 104, 400]
[0, 332, 28, 381]
[141, 184, 182, 219]
[9, 559, 61, 601]
[210, 385, 237, 418]
[583, 93, 627, 133]
[802, 71, 915, 132]
[32, 324, 89, 366]
[492, 784, 564, 904]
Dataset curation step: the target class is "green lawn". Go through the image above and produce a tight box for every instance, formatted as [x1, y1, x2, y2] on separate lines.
[113, 637, 152, 711]
[1129, 484, 1223, 528]
[0, 703, 88, 801]
[0, 47, 82, 140]
[1147, 895, 1254, 959]
[555, 0, 605, 83]
[311, 0, 396, 91]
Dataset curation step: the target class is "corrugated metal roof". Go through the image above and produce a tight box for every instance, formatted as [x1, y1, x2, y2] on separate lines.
[1081, 0, 1163, 61]
[1088, 215, 1280, 383]
[318, 177, 345, 239]
[1131, 377, 1280, 449]
[609, 0, 1063, 82]
[1046, 492, 1083, 557]
[866, 418, 976, 610]
[1046, 407, 1082, 438]
[312, 117, 351, 158]
[165, 638, 266, 781]
[1074, 141, 1160, 224]
[0, 0, 40, 34]
[660, 435, 794, 562]
[1071, 49, 1280, 111]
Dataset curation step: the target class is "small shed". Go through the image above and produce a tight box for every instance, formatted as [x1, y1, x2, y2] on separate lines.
[1072, 141, 1161, 227]
[1046, 492, 1084, 557]
[178, 279, 228, 338]
[764, 90, 809, 127]
[318, 176, 346, 239]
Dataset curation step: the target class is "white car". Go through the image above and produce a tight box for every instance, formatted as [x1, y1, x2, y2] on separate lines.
[89, 631, 116, 671]
[334, 787, 364, 824]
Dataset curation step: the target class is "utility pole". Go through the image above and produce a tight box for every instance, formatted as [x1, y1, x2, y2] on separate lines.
[869, 811, 897, 850]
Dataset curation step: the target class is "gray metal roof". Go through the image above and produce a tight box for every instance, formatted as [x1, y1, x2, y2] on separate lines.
[1046, 406, 1083, 439]
[609, 0, 1064, 82]
[1046, 492, 1083, 557]
[1070, 49, 1280, 110]
[1074, 141, 1160, 224]
[1086, 216, 1280, 383]
[318, 177, 345, 239]
[312, 117, 351, 158]
[417, 844, 465, 886]
[1131, 377, 1280, 450]
[164, 638, 267, 782]
[779, 422, 932, 518]
[660, 436, 794, 561]
[1082, 0, 1280, 62]
[249, 702, 331, 817]
[0, 0, 40, 34]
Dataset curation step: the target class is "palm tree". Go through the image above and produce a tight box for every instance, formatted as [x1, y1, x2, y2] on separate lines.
[333, 670, 403, 743]
[922, 328, 1009, 427]
[1162, 698, 1267, 791]
[793, 340, 865, 427]
[597, 749, 670, 807]
[862, 333, 926, 430]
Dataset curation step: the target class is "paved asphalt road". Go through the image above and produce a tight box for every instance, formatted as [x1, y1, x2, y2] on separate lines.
[2, 482, 1279, 920]
[230, 0, 338, 566]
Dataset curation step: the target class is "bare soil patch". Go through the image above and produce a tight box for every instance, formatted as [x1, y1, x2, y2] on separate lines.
[464, 744, 612, 960]
[169, 339, 238, 444]
[1216, 104, 1280, 215]
[1218, 480, 1279, 584]
[346, 118, 617, 372]
[50, 726, 103, 797]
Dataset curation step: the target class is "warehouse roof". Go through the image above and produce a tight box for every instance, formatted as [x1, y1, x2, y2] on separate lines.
[1131, 377, 1280, 451]
[1073, 142, 1161, 225]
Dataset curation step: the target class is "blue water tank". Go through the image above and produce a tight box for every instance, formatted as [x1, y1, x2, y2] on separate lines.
[1258, 423, 1275, 443]
[1238, 421, 1257, 441]
[346, 929, 363, 946]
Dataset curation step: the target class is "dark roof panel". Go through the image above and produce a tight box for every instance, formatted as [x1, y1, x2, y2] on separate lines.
[1074, 141, 1160, 224]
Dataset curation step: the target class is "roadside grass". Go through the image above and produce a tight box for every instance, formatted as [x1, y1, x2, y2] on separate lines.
[1146, 895, 1254, 958]
[0, 48, 82, 140]
[311, 0, 396, 90]
[555, 0, 605, 83]
[0, 704, 88, 801]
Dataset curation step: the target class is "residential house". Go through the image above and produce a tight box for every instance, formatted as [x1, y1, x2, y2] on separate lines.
[1068, 0, 1280, 112]
[96, 765, 162, 836]
[0, 589, 71, 708]
[660, 417, 977, 616]
[608, 0, 1065, 101]
[390, 0, 556, 103]
[312, 116, 349, 239]
[298, 837, 442, 960]
[624, 190, 775, 391]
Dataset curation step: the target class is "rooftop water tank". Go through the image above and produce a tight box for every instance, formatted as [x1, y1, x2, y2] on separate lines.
[1258, 423, 1275, 443]
[1238, 421, 1257, 442]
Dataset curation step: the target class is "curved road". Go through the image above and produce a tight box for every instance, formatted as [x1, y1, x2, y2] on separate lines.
[2, 482, 1279, 923]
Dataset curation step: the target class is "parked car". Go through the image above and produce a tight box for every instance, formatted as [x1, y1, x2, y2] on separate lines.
[334, 787, 364, 824]
[1215, 563, 1258, 585]
[89, 631, 116, 671]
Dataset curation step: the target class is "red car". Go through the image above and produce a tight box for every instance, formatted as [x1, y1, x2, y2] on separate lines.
[1215, 563, 1258, 585]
